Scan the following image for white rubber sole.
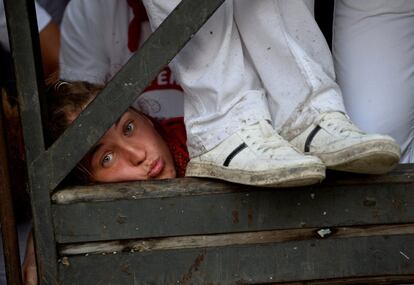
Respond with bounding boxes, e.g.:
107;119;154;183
185;161;326;188
312;139;400;174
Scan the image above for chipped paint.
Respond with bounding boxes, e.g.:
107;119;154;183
317;228;332;238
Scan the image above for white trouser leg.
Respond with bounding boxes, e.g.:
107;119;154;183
142;0;271;157
333;0;414;163
234;0;346;141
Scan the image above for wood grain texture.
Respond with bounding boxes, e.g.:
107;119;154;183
5;0;58;282
53;179;414;243
59;223;414;256
57;234;414;284
52;164;414;204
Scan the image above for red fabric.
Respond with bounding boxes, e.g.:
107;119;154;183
153;117;189;177
143;67;183;93
127;0;148;52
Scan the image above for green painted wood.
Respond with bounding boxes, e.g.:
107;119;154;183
4;0;45;164
52;165;414;204
4;0;57;283
57;234;414;284
57;223;414;256
52;174;414;243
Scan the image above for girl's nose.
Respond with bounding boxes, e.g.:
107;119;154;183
123;145;146;166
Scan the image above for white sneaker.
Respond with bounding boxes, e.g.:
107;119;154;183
289;112;401;174
186;120;325;187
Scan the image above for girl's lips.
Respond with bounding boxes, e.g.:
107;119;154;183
148;158;164;178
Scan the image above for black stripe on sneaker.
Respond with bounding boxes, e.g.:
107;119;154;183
304;125;321;152
223;143;248;167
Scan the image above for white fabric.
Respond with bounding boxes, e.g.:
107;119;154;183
0;1;51;52
142;0;346;156
60;0;184;119
333;0;414;163
34;2;52;31
37;0;70;25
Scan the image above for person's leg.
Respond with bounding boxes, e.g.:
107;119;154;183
235;0;400;174
142;0;325;186
235;0;345;139
333;0;414;163
143;0;270;156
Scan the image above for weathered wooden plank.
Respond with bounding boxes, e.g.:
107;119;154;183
59;223;414;256
4;0;59;283
52;179;414;243
57;234;414;284
4;0;45;164
52;164;414;204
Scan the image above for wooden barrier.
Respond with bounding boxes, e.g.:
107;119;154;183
52;165;414;284
3;0;414;283
4;0;224;283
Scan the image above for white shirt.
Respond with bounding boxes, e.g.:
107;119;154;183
60;0;184;118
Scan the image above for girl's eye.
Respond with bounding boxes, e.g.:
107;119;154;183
124;121;135;136
101;153;114;167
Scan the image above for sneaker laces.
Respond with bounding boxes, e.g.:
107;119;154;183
320;112;364;137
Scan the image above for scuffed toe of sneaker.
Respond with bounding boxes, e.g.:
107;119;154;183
186;153;325;187
324;135;400;174
289;112;401;174
186;120;325;187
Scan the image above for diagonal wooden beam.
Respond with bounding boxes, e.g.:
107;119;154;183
33;0;225;191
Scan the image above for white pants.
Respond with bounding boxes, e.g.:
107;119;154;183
143;0;346;157
333;0;414;163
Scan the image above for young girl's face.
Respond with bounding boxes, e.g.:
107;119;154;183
86;108;176;182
